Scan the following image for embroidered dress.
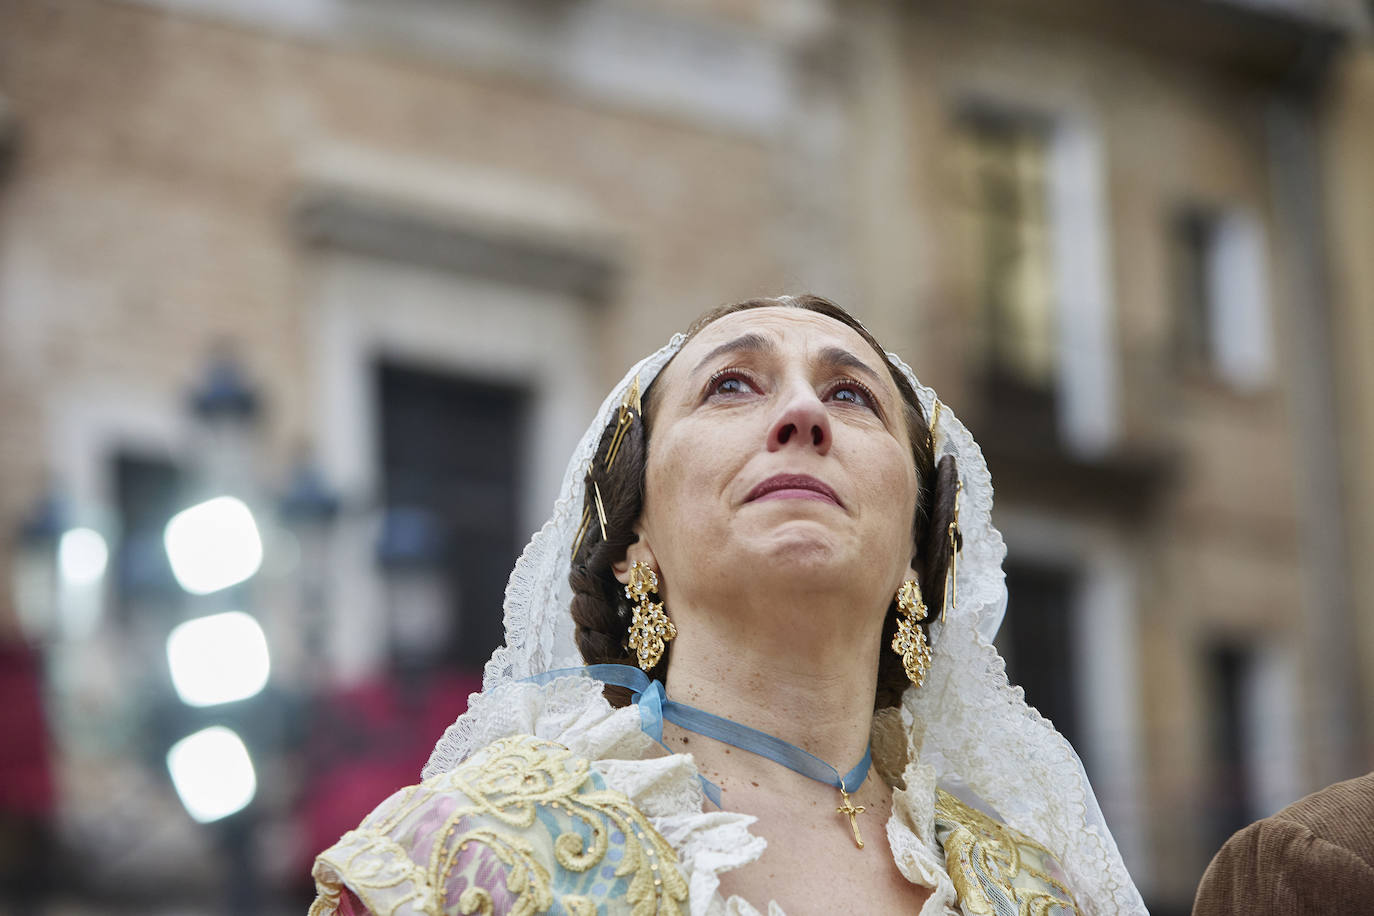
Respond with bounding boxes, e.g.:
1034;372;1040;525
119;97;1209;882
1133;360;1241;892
312;734;688;916
311;677;1080;916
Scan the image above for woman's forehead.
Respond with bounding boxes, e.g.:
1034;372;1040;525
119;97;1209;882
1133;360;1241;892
664;306;891;385
688;305;873;350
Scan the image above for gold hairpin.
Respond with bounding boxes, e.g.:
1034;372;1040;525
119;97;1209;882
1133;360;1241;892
928;398;943;454
604;375;641;470
577;376;641;558
593;481;608;541
943;479;962;623
571;503;593;559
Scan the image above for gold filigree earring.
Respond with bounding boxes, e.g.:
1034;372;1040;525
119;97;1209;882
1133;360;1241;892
626;561;676;671
892;578;931;687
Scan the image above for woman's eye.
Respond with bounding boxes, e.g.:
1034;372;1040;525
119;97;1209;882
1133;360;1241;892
828;381;874;409
708;372;756;397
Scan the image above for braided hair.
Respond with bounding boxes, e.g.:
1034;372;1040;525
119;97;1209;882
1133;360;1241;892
568;295;961;709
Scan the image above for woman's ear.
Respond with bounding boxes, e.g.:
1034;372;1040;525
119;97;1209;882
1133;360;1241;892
612;527;658;586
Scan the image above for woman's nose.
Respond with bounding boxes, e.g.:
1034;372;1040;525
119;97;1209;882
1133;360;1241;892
767;384;831;454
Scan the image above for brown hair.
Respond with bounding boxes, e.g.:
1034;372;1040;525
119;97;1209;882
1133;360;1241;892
568;295;961;709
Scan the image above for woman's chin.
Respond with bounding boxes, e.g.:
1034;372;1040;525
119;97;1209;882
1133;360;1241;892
742;525;856;576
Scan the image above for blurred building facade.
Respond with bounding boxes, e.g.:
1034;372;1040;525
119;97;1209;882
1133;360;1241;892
0;0;1371;913
1324;17;1374;800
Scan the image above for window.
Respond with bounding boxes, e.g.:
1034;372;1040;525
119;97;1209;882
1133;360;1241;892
1172;208;1218;370
997;559;1082;755
1169;205;1272;388
1201;641;1300;853
112;451;186;624
1203;644;1255;849
953;103;1117;455
958;111;1058;392
376;362;530;673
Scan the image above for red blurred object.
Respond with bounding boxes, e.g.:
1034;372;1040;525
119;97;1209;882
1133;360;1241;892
297;670;482;876
0;642;54;818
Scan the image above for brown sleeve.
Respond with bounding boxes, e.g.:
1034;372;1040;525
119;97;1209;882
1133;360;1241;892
1193;815;1374;916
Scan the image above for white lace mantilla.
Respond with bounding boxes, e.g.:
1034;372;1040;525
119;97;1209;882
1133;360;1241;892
421;674;960;916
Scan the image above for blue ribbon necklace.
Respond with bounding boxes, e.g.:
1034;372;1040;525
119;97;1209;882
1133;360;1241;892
526;664;874;848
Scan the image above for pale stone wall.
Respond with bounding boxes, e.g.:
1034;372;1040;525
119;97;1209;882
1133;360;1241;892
0;0;1369;911
1325;43;1374;764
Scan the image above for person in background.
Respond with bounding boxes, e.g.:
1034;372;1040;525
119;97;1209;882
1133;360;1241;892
1193;770;1374;915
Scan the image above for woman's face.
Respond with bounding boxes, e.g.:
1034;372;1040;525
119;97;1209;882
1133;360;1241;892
627;307;919;615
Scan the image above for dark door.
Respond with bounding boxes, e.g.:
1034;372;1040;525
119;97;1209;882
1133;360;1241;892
376;361;529;673
112;451;185;625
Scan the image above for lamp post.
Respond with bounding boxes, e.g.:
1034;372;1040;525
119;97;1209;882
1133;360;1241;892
375;506;450;683
11;492;64;644
188;345;261;502
11;491;109;644
166;349;270;916
279;454;340;688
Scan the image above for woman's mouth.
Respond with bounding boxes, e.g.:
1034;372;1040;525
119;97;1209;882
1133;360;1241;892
745;474;842;507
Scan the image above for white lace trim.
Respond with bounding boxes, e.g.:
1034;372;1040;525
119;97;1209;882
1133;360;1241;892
428;327;1146;916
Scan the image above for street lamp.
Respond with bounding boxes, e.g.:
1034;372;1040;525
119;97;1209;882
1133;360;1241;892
12;492;109;642
164;496;264;596
375;506;449;677
188;345;261;499
12;492;64;643
166;726;258;824
166;611;271;708
164;349;270;832
279;455;339;685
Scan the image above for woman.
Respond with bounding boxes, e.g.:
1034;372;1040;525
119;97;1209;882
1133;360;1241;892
310;296;1146;915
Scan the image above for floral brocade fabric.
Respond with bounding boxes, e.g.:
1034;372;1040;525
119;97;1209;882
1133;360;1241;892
934;790;1080;916
310;735;689;916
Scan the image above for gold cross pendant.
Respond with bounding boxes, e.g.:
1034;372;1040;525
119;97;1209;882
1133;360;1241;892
836;787;865;849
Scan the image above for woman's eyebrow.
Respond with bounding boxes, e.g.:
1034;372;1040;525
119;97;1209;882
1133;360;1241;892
816;345;888;391
690;332;774;378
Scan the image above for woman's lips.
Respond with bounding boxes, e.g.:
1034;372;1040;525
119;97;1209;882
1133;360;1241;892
745;474;842;506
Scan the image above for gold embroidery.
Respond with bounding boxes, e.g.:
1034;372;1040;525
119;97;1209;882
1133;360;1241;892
311;830;437;916
935;789;1080;916
311;734;688;916
447;827;552;915
563;896;598;916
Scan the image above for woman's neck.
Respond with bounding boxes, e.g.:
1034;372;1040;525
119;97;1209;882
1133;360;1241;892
659;607;880;775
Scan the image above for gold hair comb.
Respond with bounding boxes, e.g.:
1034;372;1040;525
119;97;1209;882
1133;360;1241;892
604;375;641;470
574;376;642;559
593;481;608;542
571;503;593;559
943;478;962;623
928;398;943;455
